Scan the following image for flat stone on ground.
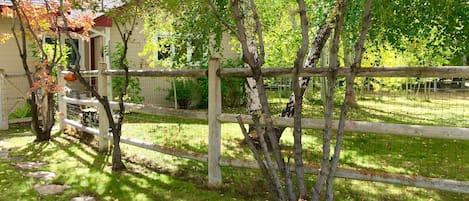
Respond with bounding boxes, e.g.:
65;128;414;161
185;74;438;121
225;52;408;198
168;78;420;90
3;155;24;162
70;196;97;201
15;161;47;169
27;171;56;180
33;184;70;196
0;150;8;159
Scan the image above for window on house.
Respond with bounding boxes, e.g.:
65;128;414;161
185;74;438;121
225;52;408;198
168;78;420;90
153;34;174;62
153;33;205;66
156;36;172;60
43;37;79;67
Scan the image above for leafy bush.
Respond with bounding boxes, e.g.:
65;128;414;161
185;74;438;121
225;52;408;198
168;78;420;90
194;59;245;109
166;78;197;109
111;43;144;103
8;103;31;119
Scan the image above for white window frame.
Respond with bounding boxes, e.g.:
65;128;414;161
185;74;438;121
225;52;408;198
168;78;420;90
152;32;203;66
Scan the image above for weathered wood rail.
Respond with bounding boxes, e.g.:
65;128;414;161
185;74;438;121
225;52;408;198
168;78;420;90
58;60;469;193
73;66;469;78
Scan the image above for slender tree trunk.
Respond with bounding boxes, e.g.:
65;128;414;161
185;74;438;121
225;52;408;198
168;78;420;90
111;129;126;170
10;0;54;142
324;1;372;200
57;1;137;171
236;115;278;199
28;97;47;141
275;23;333;139
312;1;349;200
227;0;296;199
242;1;266;147
291;0;309;198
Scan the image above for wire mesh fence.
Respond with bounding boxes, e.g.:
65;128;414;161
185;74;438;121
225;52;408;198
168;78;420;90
59;67;469;199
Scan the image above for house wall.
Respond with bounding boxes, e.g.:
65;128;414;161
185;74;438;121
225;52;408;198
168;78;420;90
103;21;239;108
0;17;36;116
0;12;241;119
104;22;173;107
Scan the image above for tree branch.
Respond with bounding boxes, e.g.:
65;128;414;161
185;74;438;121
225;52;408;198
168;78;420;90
231;0;256;68
325;1;373;200
291;0;309;198
207;0;240;40
312;0;350;200
236;115;279;199
248;0;265;65
10;0;33;86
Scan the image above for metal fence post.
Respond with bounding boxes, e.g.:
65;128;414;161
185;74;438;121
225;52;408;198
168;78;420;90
98;63;110;152
0;69;8;130
208;57;222;186
58;67;67;131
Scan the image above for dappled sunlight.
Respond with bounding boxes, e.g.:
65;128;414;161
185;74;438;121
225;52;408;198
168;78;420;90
335;179;445;201
0;133;239;200
2;89;468;200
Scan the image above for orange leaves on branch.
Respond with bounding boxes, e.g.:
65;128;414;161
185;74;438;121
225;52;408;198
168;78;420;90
30;66;57;94
1;0;95;42
0;5;14;18
0;33;13;43
1;0;96;95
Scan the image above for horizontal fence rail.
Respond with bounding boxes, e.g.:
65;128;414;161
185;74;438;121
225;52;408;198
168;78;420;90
103;69;208;78
218;114;469;140
221;66;469;78
86;66;469;78
62;97;469;140
63;111;469;194
220;158;469;194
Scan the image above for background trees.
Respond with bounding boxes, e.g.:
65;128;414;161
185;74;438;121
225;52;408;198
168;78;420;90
370;0;468;66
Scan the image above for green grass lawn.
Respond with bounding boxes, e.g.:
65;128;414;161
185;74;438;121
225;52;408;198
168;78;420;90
0;90;468;200
119;90;469;200
0;133;250;201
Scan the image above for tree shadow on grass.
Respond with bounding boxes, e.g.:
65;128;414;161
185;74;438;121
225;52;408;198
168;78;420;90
12;133;232;200
349;105;430;124
12;141;50;162
125;112;208;125
284;128;469;200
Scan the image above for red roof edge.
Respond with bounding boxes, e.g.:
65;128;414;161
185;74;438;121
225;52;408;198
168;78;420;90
94;15;112;27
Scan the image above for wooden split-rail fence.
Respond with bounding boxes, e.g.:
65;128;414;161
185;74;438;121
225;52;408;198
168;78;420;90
56;58;469;193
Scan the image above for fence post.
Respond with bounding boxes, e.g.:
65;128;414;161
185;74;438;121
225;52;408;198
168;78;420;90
0;69;8;130
208;57;222;186
98;63;109;152
58;67;67;131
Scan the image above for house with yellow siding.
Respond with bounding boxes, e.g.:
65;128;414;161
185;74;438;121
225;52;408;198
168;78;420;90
0;1;238;120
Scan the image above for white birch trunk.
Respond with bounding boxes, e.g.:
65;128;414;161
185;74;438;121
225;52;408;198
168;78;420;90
243;3;262;115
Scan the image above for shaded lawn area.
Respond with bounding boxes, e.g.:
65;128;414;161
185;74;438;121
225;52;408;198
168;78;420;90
2;131;468;201
0;132;246;201
1;124;468;201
